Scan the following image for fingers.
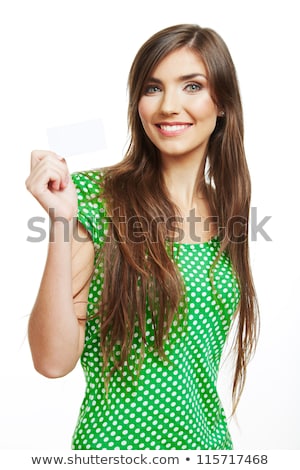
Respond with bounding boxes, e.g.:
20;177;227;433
26;150;70;197
30;149;64;169
26;150;78;220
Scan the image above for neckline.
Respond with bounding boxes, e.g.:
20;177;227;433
171;235;219;247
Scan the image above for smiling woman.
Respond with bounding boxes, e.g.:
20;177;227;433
26;24;259;450
138;49;220;161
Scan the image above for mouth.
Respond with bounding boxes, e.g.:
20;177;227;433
155;122;192;136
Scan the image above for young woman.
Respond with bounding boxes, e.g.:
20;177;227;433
26;24;259;450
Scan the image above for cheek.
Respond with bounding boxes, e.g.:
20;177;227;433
138;98;149;124
138;100;154;142
191;94;218;119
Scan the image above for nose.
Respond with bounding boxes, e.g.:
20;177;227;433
159;89;181;115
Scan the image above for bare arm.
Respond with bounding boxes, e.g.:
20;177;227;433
26;150;94;377
28;221;94;377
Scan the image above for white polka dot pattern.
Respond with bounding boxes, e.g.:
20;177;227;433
71;171;240;450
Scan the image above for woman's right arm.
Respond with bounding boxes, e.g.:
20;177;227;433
26;150;94;378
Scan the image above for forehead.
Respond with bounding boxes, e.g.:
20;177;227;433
150;46;207;79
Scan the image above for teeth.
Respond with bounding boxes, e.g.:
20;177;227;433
160;124;189;131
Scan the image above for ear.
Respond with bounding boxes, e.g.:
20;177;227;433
218;110;225;117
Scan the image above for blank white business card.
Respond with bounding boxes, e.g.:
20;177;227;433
47;118;106;157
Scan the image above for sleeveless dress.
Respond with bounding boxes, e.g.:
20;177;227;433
71;170;240;450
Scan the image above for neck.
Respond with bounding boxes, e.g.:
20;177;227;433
161;153;207;210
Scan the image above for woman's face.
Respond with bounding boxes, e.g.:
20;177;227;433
138;46;220;163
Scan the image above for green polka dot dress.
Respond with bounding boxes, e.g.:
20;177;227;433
71;170;240;450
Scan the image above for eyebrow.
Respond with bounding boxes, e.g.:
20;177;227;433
147;73;208;83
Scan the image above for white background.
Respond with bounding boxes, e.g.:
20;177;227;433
0;0;299;453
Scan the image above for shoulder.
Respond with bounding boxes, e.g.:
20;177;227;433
71;168;106;196
71;169;108;248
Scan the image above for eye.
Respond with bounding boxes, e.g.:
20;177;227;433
144;84;162;95
184;82;203;93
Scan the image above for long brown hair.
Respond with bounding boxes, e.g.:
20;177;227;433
97;24;259;413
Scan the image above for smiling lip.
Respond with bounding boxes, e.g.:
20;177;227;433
155;122;192;136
